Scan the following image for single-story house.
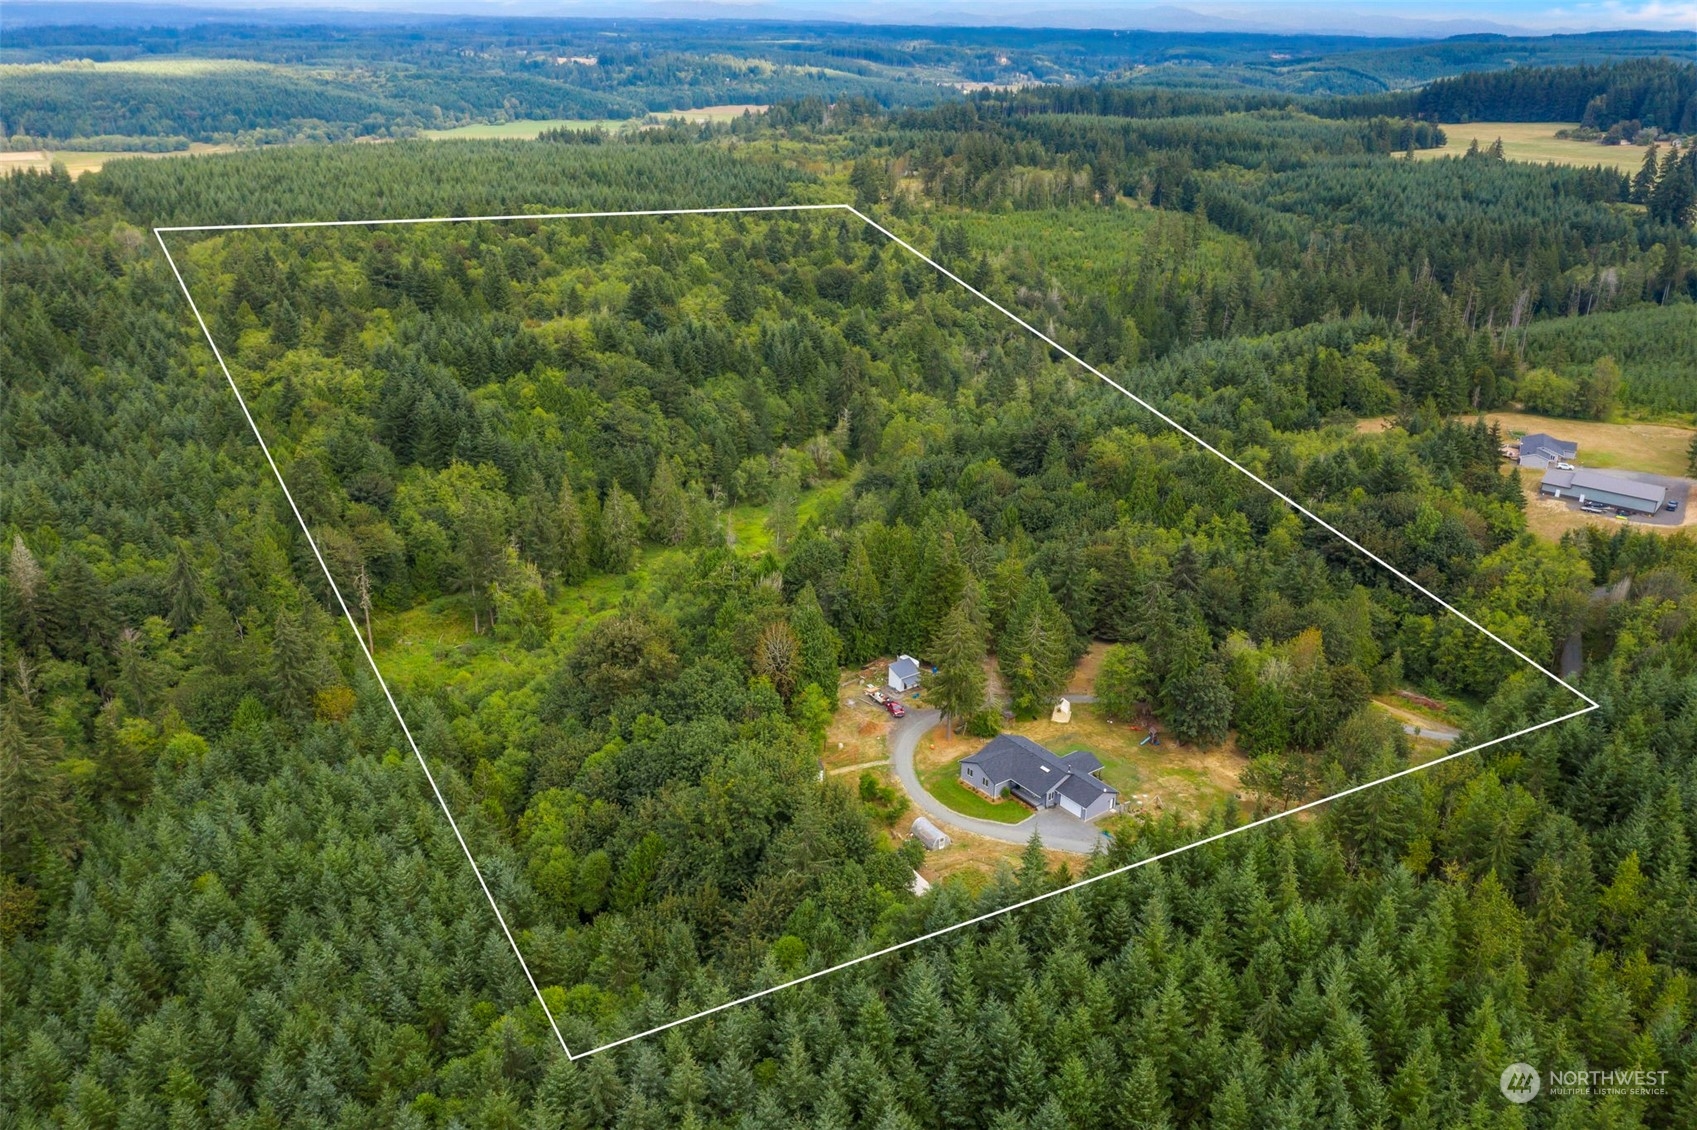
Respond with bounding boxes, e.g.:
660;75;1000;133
888;654;921;693
911;816;950;850
1517;433;1579;470
1540;467;1667;515
959;734;1118;820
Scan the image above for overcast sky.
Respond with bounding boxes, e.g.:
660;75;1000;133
35;0;1697;32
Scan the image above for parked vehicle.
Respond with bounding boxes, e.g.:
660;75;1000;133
1581;503;1607;514
884;699;906;718
1556;461;1575;470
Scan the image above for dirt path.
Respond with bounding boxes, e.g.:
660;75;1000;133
827;759;890;776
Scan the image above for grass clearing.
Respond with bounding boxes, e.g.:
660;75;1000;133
915;701;1243;824
370;481;841;694
1408;122;1654;172
421;104;767;140
1487;411;1695;477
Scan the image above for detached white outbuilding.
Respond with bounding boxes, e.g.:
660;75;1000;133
888;654;921;693
911;816;951;850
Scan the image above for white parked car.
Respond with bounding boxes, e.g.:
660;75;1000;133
1555;461;1575;470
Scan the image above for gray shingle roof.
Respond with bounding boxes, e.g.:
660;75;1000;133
962;735;1114;807
890;656;921;679
1057;772;1115;808
1060;750;1104;776
1520;433;1578;460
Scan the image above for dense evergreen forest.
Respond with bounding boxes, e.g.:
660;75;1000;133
5;32;1697;1128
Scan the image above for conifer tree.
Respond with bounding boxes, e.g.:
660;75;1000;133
556;476;590;584
646;456;689;546
837;538;886;664
598;484;644;573
790;584;842;703
1001;574;1073;720
165;541;205;635
929;590;987;737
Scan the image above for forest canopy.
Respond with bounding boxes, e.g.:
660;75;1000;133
4;27;1697;1127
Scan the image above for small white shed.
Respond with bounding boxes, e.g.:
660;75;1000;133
1050;698;1072;724
888;654;921;693
911;816;950;850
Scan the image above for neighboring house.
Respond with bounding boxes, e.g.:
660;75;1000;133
959;734;1118;820
1541;468;1667;514
888;654;921;693
911;816;950;850
1517;433;1579;470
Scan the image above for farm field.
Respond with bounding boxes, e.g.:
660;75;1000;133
1407;120;1656;171
420;104;767;140
0;143;234;178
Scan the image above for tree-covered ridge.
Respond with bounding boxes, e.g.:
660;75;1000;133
1405;59;1697;133
1;17;1690;147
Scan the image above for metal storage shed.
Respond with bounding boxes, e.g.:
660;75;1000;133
1540;468;1666;515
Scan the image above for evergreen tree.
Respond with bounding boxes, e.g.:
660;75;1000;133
1000;574;1073;720
598;484;644;574
929;590;988;737
0;697;73;869
790;584;842;703
1649;145;1697;225
837;538;886;664
165;541;205;634
1633;143;1661;203
269;606;328;724
556;476;590;584
646;456;689;546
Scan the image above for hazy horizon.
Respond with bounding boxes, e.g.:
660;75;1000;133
12;0;1697;34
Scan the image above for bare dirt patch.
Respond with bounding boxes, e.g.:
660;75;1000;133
825;680;891;773
1065;640;1111;695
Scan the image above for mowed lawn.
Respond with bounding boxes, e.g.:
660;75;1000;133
1488;411;1696;478
1409;122;1654;172
920;762;1033;823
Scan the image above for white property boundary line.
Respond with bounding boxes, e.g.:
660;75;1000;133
156;201;1598;1061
